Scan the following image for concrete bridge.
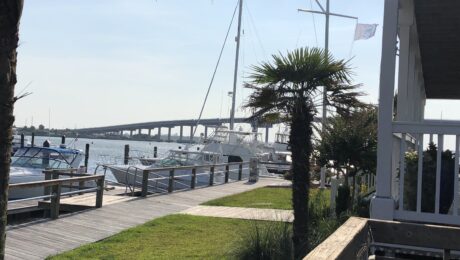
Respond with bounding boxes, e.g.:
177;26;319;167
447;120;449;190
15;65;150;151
75;117;274;143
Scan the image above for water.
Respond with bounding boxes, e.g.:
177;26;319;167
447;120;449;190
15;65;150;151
29;136;185;173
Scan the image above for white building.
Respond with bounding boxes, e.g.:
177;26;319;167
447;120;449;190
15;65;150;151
371;0;460;226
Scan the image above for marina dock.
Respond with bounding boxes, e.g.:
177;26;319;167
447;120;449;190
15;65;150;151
5;177;284;259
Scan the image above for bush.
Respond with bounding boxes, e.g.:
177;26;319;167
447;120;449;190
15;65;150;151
404;143;454;213
335;185;350;217
230;220;293;260
283;171;292;181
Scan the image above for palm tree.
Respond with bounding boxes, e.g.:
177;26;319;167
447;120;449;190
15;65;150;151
245;47;363;258
0;1;24;258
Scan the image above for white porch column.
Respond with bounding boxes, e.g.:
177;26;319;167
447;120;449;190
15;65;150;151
371;0;399;221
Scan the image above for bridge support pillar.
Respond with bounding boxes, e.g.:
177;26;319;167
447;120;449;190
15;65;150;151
130;130;133;137
265;127;269;143
190;126;194;141
168;127;172;142
157;127;162;141
204;126;208;139
120;131;123;136
179;126;183;141
148;129;152;136
138;129;142;135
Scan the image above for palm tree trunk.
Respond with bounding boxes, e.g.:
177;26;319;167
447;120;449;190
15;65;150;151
0;1;23;258
289;101;313;259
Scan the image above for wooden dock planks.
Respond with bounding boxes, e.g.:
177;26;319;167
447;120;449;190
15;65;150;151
5;178;284;259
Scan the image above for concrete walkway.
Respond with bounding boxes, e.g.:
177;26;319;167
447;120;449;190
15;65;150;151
6;178;284;260
182;205;293;222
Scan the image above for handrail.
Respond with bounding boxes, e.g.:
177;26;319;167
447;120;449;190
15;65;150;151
393;120;460;134
9;175;104;189
144;161;249;172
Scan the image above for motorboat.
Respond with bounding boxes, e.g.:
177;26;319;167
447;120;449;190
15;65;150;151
9;145;84;199
104;127;270;192
258;132;292;174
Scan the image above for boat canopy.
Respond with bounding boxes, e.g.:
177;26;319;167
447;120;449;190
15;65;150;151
11;147;83;169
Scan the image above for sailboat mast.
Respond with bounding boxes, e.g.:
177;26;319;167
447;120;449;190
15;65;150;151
230;0;243;130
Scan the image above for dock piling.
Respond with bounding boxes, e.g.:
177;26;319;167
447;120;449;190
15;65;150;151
50;184;62;219
84;144;90;169
31;132;35;147
168;170;175;193
124;144;130;165
154;146;158;158
238;164;243;180
20;133;24;148
141;170;149;197
95;176;105;208
191;168;196;189
209;166;215;186
225;165;229;183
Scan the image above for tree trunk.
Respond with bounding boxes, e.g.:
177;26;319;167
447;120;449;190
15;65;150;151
289;101;314;259
0;1;23;258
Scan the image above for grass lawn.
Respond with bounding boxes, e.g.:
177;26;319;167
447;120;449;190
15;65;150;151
202;187;330;210
48;214;258;260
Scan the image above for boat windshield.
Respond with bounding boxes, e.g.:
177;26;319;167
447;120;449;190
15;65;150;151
11;147;80;169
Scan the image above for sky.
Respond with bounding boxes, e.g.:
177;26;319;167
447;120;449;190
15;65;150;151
14;0;389;130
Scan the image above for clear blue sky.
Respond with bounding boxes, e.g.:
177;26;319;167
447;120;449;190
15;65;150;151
15;0;390;129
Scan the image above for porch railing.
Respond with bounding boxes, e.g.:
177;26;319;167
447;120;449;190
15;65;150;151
392;119;460;225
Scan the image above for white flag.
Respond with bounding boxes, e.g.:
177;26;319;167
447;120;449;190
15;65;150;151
354;24;378;41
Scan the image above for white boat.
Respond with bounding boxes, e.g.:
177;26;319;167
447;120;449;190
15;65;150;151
258;132;292;174
9;145;84;199
105;127;269;191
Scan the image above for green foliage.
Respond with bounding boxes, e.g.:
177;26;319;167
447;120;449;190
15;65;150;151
230;221;293;260
403;143;455;213
245;47;364;258
335;185;351;217
317;107;377;179
229;189;340;259
353;195;371;218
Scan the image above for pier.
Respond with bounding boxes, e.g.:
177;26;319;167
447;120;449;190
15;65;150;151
5;177;284;259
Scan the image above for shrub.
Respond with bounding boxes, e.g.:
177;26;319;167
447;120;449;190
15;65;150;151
230;220;293;260
335;184;350;217
404;143;454;213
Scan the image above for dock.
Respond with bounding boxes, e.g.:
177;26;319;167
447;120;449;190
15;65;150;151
5;177;284;259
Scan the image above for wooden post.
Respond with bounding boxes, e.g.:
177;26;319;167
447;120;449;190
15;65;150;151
84;143;90;168
31;132;35;147
191;168;196;189
154;146;158;158
20;133;24;148
444;249;451;260
249;157;259;183
209;166;215;186
50;184;62;219
61;135;66;145
95;176;105;208
141;170;149;197
44;171;51;201
225;165;229;183
238;163;243;180
168;169;174;193
124;144;130;165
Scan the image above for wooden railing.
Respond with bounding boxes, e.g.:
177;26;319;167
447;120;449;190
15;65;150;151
392;120;460;226
9;174;105;219
105;160;258;197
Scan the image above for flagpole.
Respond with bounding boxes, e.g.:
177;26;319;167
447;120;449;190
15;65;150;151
299;1;357;189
